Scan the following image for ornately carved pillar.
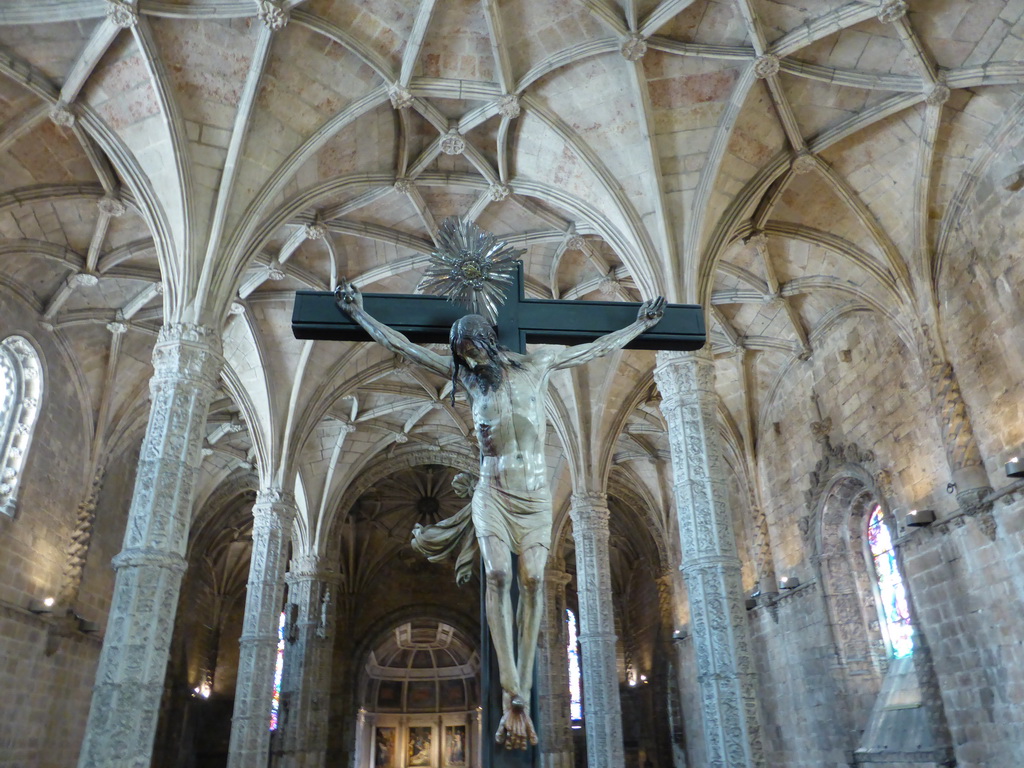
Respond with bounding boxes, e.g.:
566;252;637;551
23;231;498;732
78;323;222;768
921;327;991;509
537;564;574;768
654;349;765;768
569;492;625;768
227;489;298;768
277;552;338;768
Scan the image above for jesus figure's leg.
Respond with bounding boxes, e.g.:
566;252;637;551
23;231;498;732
478;536;521;733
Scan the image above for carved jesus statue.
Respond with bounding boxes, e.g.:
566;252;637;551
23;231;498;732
336;280;664;749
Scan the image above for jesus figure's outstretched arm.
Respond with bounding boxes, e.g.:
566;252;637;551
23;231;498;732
546;296;666;370
335;279;451;378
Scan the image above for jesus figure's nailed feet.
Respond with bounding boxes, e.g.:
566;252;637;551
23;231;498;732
495;693;538;750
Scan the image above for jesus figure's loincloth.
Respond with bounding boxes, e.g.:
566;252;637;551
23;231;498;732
471;481;552;554
411;479;552;584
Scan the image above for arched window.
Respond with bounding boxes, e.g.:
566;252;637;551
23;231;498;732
866;505;914;658
0;336;43;517
566;608;582;725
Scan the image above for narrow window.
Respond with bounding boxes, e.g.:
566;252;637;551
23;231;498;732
0;336;43;517
566;608;582;725
867;505;913;658
270;610;286;730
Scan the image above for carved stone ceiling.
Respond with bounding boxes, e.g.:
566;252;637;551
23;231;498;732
0;0;1021;531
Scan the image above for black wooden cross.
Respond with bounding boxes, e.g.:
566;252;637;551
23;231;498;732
291;263;705;355
291;264;704;767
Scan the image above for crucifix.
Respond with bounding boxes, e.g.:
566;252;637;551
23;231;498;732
291;219;704;764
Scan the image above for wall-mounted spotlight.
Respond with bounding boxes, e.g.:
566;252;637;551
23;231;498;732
1006;457;1024;479
28;596;55;614
78;618;100;633
779;576;800;590
906;508;936;527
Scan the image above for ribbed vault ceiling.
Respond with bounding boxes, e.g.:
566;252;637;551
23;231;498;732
1;0;1021;548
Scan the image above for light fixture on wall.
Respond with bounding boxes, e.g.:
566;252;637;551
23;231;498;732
77;618;100;633
779;576;800;590
28;596;55;614
906;508;936;527
1006;457;1024;478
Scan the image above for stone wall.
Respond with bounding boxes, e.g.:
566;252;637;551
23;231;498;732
671;301;1024;767
0;289;132;768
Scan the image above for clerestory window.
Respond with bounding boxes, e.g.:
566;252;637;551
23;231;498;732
0;336;43;517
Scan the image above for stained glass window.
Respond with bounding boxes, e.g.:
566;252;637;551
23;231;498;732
270;610;286;730
566;608;582;723
867;505;914;658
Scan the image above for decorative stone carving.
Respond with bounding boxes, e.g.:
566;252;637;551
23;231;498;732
256;0;289;30
488;183;511;202
753;54;780;79
791;152;817;175
876;0;908;24
566;235;586;252
598;270;620;297
803;415;877;522
925;83;951;107
106;321;128;335
105;0;138;28
227;490;298;768
497;93;521;119
78;323;222;768
98;195;127;217
267;264;286;281
49;102;75;128
439;131;465;156
73;272;99;287
58;469;104;606
388;84;414;109
303;221;327;240
654;348;766;768
621;33;648;62
393;177;413;194
569;493;625;768
229;302;246;316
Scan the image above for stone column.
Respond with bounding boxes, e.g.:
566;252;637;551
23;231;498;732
227;489;298;768
569;492;624;768
654;349;765;768
277;553;338;768
537;565;574;768
77;323;222;768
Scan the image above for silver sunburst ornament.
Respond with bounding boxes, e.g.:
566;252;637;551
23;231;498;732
420;217;524;324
